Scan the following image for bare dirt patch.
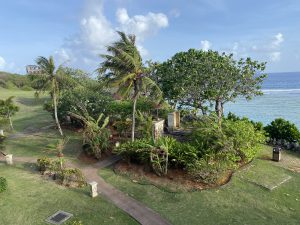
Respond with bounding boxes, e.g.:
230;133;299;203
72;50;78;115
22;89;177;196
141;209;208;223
113;161;233;192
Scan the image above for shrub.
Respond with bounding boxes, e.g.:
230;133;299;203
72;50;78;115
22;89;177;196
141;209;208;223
112;119;132;137
191;115;266;163
59;168;86;187
222;119;266;162
265;118;300;142
114;138;152;163
0;177;7;193
169;142;198;168
37;157;52;173
49;158;66;175
115;136;185;176
187;153;234;184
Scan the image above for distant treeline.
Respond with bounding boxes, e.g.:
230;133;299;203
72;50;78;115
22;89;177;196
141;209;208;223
0;71;33;90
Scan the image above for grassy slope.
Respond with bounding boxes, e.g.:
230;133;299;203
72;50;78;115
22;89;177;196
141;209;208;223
0;164;138;225
0;89;138;225
100;147;300;225
0;89;82;159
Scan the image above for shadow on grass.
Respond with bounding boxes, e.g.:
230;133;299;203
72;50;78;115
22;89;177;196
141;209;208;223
16;96;48;107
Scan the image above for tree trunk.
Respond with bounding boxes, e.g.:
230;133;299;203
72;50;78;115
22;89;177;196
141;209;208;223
8;112;13;130
131;95;137;142
53;80;63;136
215;99;224;126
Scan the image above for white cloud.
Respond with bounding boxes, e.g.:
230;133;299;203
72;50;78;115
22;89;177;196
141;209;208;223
54;48;72;64
269;33;284;62
200;40;212;51
271;33;284;48
270;51;281;62
0;56;6;69
58;0;168;71
116;8;168;41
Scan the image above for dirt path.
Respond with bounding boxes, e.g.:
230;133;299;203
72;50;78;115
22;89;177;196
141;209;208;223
8;156;172;225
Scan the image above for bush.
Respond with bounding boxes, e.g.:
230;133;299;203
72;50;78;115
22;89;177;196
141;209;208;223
0;177;7;193
169;142;198;168
115;136;195;176
187;153;234;184
37;157;52;173
191;115;266;163
264;118;300;142
59;168;86;187
114;138;152;164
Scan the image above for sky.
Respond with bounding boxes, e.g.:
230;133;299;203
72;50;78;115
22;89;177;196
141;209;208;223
0;0;300;75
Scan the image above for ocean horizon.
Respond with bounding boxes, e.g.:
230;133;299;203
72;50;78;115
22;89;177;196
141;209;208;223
225;72;300;128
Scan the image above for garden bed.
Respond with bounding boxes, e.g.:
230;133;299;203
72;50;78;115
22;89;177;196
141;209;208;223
113;161;234;192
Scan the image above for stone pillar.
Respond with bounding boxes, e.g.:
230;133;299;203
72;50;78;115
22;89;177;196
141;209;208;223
168;112;180;131
65;116;71;123
0;130;4;136
5;154;13;165
152;119;165;141
88;181;98;198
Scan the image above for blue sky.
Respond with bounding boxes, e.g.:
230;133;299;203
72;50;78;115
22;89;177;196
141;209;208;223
0;0;300;74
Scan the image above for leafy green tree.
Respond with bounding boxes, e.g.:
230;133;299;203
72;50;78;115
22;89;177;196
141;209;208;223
156;49;209;113
265;118;300;142
30;56;65;136
0;96;19;130
98;31;161;141
156;49;267;123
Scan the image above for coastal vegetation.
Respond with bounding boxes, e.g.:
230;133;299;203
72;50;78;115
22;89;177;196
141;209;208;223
0;31;300;225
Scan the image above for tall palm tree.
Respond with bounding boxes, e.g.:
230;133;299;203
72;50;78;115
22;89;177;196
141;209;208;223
31;56;64;136
98;31;162;141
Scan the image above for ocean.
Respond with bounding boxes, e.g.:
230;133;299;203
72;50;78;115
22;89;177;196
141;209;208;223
225;72;300;128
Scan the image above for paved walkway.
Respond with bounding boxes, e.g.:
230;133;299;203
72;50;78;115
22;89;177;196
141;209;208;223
7;155;172;225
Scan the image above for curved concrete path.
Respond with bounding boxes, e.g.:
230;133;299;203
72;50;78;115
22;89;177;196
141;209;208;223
8;156;172;225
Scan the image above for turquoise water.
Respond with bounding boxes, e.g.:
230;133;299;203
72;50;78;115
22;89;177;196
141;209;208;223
225;72;300;128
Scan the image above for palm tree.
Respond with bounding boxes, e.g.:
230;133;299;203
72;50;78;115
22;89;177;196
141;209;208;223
98;31;162;141
31;56;64;136
0;96;19;130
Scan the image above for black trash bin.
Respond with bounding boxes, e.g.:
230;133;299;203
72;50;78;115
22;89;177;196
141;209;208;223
273;147;281;162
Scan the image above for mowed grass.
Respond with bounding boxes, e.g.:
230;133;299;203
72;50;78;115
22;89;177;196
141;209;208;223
0;88;51;132
99;149;300;225
0;89;82;160
0;163;138;225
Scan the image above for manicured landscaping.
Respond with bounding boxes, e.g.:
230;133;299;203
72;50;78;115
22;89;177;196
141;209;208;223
1;29;300;225
99;147;300;225
0;163;138;225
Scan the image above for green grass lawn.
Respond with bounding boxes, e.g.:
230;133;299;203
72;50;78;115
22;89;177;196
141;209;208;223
0;88;51;132
2;89;300;225
99;148;300;225
0;163;138;225
0;89;82;160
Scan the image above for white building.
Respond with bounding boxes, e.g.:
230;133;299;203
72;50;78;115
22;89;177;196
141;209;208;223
26;65;41;74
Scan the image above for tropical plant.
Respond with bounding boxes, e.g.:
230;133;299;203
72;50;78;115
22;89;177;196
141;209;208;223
136;110;153;139
69;106;110;159
98;31;162;141
37;157;52;174
0;96;19;130
191;115;266;162
29;56;66;136
114;136;178;176
264;118;300;142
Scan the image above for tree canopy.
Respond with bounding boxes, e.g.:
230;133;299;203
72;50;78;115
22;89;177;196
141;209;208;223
156;49;267;122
